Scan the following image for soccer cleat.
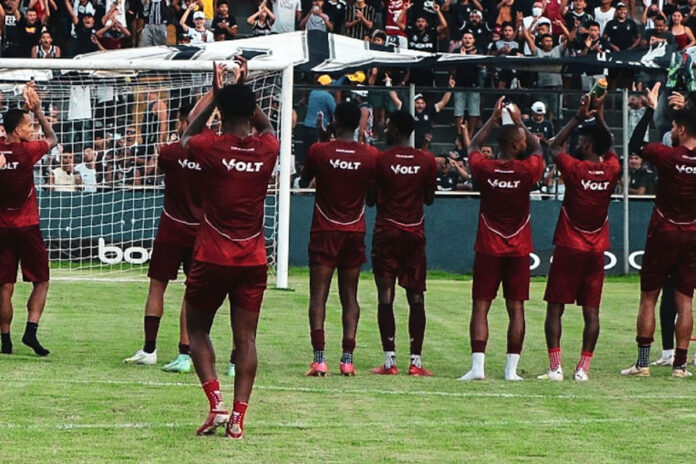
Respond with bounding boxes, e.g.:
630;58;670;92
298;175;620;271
123;349;157;365
196;410;229;435
672;367;693;378
226;412;245;440
227;363;236;377
371;364;398;375
537;367;564;381
457;369;485;381
620;364;650;377
305;361;328;377
651;355;675;366
162;354;193;373
408;364;433;376
339;362;356;376
574;368;589;382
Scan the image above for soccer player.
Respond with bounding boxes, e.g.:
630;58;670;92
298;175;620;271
124;103;203;373
299;101;378;377
621;82;696;378
458;97;545;381
537;94;620;382
367;110;437;376
181;62;279;439
0;83;58;356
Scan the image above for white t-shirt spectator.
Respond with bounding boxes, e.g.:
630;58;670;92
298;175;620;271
594;6;615;34
75;163;98;192
104;0;127;26
272;0;301;33
186;28;214;43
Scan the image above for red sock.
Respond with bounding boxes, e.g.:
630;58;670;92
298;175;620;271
576;351;593;372
310;329;325;351
229;400;249;437
202;379;225;412
548;347;561;370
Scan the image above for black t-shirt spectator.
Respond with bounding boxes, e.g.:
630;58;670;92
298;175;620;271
406;24;438;52
410;0;443;27
74;24;100;55
450;2;476;29
458;20;491;44
414;105;435;149
630;167;655;194
17;17;41;57
573;35;611;74
452;46;482;87
524;119;554;140
604;18;638;50
642;28;675;46
437;168;461;191
212;15;237;40
2;13;21;56
323;0;346;35
564;11;593;31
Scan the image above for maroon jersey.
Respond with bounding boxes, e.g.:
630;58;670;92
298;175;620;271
185;131;279;266
469;151;545;256
553;152;621;252
385;0;408;37
304;140;378;233
157;141;204;246
375;146;437;236
642;143;696;232
0;138;49;229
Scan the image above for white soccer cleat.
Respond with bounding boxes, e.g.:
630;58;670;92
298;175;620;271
537;367;564;381
652;355;674;366
574;368;589;382
673;367;693;378
457;369;485;381
124;349;157;365
504;371;524;381
620;364;650;376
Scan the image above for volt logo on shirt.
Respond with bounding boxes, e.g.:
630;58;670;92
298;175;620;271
178;159;202;170
0;161;19;170
391;164;421;175
676;164;696;174
581;179;610;190
222;159;263;172
487;178;520;189
329;159;361;170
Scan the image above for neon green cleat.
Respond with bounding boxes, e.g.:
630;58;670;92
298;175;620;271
162;354;193;373
227;363;236;377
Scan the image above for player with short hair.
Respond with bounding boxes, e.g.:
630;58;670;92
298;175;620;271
537;94;620;382
124;102;203;373
181;61;279;439
458;97;545;381
0;83;58;356
622;82;696;378
299;101;378;377
367;110;437;376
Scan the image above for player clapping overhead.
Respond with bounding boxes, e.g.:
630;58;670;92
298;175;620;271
299;102;378;377
181;61;279;439
0;82;58;356
367;110;438;376
538;94;619;382
458;98;545;381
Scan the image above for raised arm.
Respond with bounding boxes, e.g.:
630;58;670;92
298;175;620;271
25;84;57;149
434;76;456;112
629;83;659;158
469;95;504;154
179;4;194;31
434;3;447;33
548;93;595;158
510;106;542;156
181;62;225;148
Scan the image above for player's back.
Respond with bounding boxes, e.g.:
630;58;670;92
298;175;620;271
375;145;437;233
469;151;545;231
306;139;377;232
159;141;204;224
643;143;696;226
0;138;48;228
558;152;620;231
186;131;279;238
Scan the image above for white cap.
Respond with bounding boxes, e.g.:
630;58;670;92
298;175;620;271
193;11;205;19
531;101;546;114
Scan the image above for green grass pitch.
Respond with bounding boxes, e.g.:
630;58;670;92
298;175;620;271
2;271;696;463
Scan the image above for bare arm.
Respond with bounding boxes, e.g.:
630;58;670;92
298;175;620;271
181;63;224;148
469;96;504;154
179;5;193;31
434;76;455;112
548;94;594;158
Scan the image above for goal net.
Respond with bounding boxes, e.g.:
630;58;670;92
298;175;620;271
0;60;291;283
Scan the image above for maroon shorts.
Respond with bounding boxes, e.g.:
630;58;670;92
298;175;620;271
641;230;696;297
185;261;268;314
372;228;426;292
147;240;193;282
472;252;529;301
0;225;49;284
544;246;605;307
308;230;366;269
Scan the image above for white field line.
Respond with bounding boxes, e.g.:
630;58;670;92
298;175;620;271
2;415;696;432
3;377;696;401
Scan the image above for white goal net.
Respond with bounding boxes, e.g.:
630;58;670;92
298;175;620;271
0;60;291;283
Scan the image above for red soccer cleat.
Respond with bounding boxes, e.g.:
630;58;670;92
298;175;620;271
408;364;433;376
196;410;229;435
370;364;398;375
226;412;245;440
305;361;328;376
339;362;356;376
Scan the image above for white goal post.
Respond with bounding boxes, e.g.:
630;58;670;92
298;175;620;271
0;58;293;289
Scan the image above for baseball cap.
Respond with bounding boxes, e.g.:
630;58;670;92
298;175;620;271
346;71;366;83
193;11;205;19
316;74;332;86
470;10;483;18
531;101;546;114
616;2;627;7
537;17;551;26
414;93;425;102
